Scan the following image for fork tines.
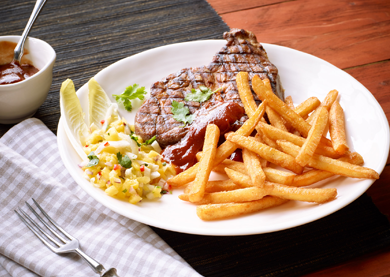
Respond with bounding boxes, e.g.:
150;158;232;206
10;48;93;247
15;199;74;252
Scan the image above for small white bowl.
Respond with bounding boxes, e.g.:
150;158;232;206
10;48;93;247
0;36;56;124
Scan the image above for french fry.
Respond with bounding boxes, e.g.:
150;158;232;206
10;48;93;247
294;97;321;119
267;182;337;203
252;75;311;137
197;151;266;170
167;101;266;187
210;158;294;185
188;124;220;202
225;168;337;203
307;89;338;124
180;186;270;204
283;95;298;132
242;148;266;188
295;107;329;166
253;133;271;166
212;163;243;175
236;72;258;115
184;179;242;194
259;122;341;159
266;106;288;131
255;129;279;149
276;140;379;179
285;95;294;109
329;100;349;155
196;196;288;221
227;133;303;174
263;167;295;185
236;71;275;137
291;152;364;187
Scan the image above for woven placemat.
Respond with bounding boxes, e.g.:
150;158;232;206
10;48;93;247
1;1;390;276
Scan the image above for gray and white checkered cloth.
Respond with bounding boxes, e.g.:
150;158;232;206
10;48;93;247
0;118;201;277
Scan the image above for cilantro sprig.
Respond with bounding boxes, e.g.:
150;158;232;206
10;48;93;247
143;135;156;145
113;84;147;112
130;134;142;147
171;101;194;126
86;152;99;167
116;152;132;168
130;134;156;147
185;86;220;103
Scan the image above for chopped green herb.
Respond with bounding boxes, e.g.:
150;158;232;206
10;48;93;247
171;100;194;125
145;163;148;167
116;152;132;168
130;134;142;147
122;189;128;193
107;133;110;136
86;151;99;167
161;190;168;195
185;86;221;103
143;135;156;145
162;162;167;166
112;84;147;112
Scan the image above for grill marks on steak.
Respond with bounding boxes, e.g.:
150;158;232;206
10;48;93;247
135;29;284;148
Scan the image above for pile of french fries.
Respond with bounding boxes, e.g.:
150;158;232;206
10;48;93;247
167;72;379;221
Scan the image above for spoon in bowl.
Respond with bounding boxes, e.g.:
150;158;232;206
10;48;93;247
13;0;47;65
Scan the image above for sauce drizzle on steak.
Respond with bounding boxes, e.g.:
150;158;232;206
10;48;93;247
161;102;245;171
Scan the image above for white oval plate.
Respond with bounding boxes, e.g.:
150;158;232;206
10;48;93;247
57;40;389;236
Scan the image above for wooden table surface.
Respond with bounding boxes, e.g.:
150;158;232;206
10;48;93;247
206;0;390;276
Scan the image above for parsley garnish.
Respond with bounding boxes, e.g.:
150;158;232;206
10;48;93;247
86;151;99;167
116;152;132;168
171;100;194;125
112;84;147;112
185;86;220;103
122;189;128;193
161;190;168;195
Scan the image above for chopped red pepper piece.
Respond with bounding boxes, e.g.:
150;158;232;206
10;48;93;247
100;119;105;125
114;164;121;171
98;171;102;176
85;145;89;147
140;165;145;172
104;142;110;147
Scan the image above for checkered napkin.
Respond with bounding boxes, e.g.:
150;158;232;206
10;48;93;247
0;118;201;277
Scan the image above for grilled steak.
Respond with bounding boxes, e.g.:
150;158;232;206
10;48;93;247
135;29;284;148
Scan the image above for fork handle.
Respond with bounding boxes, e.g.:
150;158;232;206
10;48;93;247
75;248;112;276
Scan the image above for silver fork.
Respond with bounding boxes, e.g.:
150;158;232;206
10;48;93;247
15;199;119;277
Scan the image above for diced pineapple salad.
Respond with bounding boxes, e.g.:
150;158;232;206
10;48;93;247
81;119;176;204
60;78;176;205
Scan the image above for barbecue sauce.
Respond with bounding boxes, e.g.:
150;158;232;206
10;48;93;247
0;41;39;85
0;61;39;85
162;102;245;171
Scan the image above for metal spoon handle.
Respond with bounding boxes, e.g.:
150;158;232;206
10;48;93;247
13;0;47;63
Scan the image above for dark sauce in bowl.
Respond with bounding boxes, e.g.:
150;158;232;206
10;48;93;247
0;61;39;85
0;41;39;85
